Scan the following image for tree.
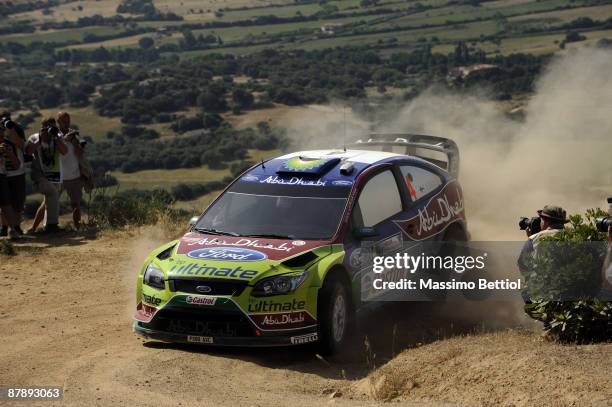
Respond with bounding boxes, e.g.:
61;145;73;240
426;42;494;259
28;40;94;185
232;88;254;109
197;91;228;112
203;113;223;129
180;30;197;50
138;36;154;49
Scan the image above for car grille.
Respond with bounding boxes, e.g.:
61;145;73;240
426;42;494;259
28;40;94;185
144;308;254;337
169;278;248;296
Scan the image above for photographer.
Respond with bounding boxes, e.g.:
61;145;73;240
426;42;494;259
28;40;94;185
517;205;569;303
0;112;26;236
25;118;67;234
0;126;21;239
600;223;612;300
57;112;85;230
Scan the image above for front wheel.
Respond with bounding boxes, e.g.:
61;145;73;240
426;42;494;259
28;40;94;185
317;274;351;355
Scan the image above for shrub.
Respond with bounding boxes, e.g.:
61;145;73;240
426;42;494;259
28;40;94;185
86;188;174;229
524;209;611;343
0;240;16;256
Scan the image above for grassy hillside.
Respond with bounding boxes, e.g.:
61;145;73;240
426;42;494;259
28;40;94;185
3;0;611;56
2;0;611;201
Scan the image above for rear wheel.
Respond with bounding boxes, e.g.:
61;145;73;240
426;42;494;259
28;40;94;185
317;273;351;355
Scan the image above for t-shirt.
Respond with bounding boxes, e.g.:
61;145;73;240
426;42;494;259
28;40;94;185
26;133;62;184
4;140;25;177
59;128;81;181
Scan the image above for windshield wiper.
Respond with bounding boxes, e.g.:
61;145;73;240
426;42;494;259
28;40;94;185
193;227;240;237
242;233;296;240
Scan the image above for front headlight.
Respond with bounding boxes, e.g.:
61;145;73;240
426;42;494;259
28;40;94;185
143;263;165;290
251;272;308;297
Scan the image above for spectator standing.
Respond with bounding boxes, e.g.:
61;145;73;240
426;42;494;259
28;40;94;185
0;112;26;236
57;112;85;230
0;126;21;239
25;118;67;233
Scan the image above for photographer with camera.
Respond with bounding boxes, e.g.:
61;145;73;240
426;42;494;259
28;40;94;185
0;124;22;239
0;112;26;237
57;112;86;230
598;198;612;300
517;205;569;303
25;118;67;234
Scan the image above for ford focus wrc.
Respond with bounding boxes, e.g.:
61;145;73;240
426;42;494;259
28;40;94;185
133;134;468;354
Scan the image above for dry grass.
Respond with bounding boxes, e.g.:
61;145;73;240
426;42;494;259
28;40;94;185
35;106;123;141
352;329;612;406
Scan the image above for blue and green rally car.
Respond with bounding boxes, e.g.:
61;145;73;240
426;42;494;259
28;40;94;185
133;134;468;354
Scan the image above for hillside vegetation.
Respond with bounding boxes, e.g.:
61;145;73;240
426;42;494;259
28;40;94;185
1;0;611;218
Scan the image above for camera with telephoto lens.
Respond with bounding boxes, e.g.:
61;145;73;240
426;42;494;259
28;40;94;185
519;216;541;234
2;119;15;130
46;126;59;138
597;217;612;232
595;197;612;232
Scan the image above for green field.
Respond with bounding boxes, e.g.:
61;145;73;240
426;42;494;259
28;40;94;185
109;149;281;191
4;0;611;57
1;26;129;45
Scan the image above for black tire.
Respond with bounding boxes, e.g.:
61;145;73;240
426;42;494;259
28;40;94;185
317;273;351;356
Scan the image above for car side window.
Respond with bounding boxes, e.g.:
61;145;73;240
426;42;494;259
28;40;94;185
357;170;402;227
399;165;443;201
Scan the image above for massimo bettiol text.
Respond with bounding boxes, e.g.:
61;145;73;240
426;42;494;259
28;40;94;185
369;252;521;292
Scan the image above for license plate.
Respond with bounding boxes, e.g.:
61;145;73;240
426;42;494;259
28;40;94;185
187;335;213;344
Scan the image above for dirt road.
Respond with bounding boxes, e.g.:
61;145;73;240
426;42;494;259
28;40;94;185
1;228;610;407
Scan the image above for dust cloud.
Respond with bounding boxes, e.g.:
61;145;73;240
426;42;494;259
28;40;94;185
286;47;612;240
121;225;184;319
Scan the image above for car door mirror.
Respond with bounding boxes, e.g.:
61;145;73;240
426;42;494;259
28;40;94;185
353;226;379;239
189;216;199;226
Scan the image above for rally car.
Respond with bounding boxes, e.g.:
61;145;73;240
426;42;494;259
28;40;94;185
133;134;468;354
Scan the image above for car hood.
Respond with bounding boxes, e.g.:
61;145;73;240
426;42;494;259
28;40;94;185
164;232;331;281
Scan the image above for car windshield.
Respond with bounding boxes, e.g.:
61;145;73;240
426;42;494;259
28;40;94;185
195;181;350;240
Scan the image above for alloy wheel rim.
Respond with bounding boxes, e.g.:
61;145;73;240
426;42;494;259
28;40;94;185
331;293;346;343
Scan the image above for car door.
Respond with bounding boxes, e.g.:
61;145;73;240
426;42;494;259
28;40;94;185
346;167;412;302
395;163;447;242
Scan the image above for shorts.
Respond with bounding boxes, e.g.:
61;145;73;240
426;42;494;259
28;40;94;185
62;178;83;207
0;175;9;207
7;173;26;213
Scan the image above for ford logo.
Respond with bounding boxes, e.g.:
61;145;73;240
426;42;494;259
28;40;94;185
196;285;212;293
187;247;267;262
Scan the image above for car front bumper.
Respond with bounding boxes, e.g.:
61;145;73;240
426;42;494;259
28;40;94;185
133;321;318;347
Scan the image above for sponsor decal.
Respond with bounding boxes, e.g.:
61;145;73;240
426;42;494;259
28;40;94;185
185;237;296;253
292;240;306;246
251;311;315;330
395;182;465;240
169;262;258;279
260;176;326;187
349;248;364;268
187;335;214;344
331;180;353;187
187;247;267;262
142;304;156;318
186;295;217;306
241;175;259;182
290;333;318;344
248;299;306;313
142;293;162;306
283;156;327;171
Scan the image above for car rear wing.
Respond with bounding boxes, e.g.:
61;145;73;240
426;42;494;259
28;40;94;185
350;133;460;178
